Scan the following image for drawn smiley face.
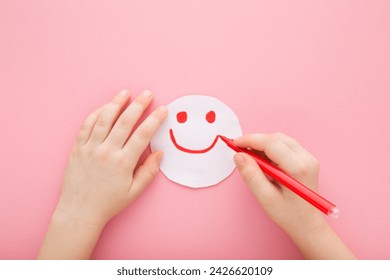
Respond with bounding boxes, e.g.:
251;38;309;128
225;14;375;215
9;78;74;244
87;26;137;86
151;95;242;188
169;110;219;154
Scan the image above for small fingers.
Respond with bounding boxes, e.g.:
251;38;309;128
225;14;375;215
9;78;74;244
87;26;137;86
76;107;103;146
235;133;318;181
105;90;154;148
234;134;297;172
128;151;163;202
123;106;168;168
235;133;296;151
234;153;283;208
88;89;130;145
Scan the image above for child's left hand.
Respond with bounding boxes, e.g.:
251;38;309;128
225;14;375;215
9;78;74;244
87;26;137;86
57;89;167;227
38;89;167;259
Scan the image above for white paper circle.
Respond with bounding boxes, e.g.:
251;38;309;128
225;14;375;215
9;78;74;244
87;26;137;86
151;95;242;188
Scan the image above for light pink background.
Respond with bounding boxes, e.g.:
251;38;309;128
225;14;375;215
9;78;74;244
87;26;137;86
1;1;390;259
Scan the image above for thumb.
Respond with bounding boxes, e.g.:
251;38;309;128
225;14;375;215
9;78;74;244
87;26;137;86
233;153;283;208
129;151;163;202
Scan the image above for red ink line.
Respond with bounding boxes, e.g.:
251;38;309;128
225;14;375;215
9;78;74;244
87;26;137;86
169;129;219;154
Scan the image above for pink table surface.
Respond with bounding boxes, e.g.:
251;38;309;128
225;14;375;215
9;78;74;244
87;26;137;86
1;1;390;259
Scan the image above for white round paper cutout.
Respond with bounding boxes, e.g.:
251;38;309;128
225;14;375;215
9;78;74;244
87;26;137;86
150;95;242;188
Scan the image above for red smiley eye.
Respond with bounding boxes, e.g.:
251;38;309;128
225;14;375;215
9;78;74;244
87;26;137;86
176;111;187;123
206;111;216;123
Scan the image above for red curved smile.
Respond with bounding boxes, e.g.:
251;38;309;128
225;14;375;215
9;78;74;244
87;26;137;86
169;129;219;154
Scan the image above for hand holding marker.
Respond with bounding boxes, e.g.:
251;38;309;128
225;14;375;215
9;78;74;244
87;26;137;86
219;135;339;218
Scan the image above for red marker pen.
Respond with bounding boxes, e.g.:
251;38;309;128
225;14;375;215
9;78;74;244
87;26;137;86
219;135;339;218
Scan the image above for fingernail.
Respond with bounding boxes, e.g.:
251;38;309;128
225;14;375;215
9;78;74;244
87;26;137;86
156;151;164;161
157;105;168;114
119;89;129;97
94;107;103;114
142;90;153;98
233;154;246;165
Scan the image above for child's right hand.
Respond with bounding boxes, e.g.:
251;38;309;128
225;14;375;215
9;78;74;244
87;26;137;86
233;133;357;259
233;133;325;237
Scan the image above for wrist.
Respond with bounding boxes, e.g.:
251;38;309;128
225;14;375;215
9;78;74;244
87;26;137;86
38;206;106;259
284;218;357;259
53;203;107;232
282;214;332;256
55;198;110;228
280;211;328;240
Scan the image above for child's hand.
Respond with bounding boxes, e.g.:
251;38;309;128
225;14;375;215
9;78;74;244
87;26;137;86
38;89;168;259
233;133;356;259
57;89;167;227
233;133;325;236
